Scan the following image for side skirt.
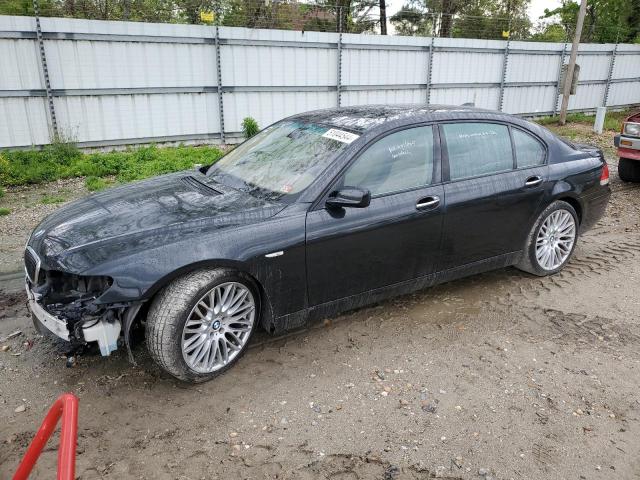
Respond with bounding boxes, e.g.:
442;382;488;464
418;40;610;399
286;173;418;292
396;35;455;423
270;251;521;334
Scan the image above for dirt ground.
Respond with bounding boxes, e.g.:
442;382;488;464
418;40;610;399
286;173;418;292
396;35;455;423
1;126;640;479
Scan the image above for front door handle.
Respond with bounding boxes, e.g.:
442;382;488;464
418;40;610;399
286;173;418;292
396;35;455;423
525;175;543;187
416;196;440;210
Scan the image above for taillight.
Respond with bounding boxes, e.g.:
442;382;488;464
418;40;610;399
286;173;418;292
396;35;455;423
600;163;610;185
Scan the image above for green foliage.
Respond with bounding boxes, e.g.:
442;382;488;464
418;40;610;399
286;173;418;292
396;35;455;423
40;194;66;205
0;186;4;198
541;0;639;43
536;110;628;131
85;176;111;192
0;208;10;216
531;23;568;42
241;117;260;139
0;144;224;188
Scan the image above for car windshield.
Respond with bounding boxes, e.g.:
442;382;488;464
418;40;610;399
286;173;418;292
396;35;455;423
206;120;354;201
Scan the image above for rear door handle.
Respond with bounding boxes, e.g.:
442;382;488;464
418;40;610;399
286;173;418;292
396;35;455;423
525;175;543;187
416;196;440;210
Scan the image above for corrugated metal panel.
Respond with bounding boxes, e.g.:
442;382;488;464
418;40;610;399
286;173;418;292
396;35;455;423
431;50;503;84
1;16;639;149
221;45;336;87
0;39;43;90
568;83;606;110
576;53;611;81
342;49;427;86
45;41;217;89
223;91;334;133
429;87;499;110
502;85;558;114
342;88;425;106
506;53;560;83
0;98;51;147
608;81;640;106
54;93;220;143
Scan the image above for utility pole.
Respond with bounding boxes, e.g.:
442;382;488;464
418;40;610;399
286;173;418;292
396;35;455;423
559;0;588;125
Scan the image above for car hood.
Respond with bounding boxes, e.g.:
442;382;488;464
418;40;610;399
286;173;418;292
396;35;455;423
29;172;285;268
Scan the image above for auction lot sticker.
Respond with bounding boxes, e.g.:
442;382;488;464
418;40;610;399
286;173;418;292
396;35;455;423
322;128;359;144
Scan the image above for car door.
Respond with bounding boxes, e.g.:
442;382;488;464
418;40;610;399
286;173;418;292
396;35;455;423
305;125;445;307
438;122;548;270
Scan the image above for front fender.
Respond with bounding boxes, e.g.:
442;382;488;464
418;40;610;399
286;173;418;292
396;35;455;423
80;207;308;320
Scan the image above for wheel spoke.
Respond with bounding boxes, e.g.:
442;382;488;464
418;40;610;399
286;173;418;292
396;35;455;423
219;338;229;363
183;333;205;351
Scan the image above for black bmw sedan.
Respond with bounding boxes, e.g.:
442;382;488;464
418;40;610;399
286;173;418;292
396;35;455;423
25;105;611;382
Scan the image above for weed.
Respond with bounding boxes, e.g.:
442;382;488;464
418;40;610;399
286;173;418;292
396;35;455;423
40;195;66;205
85;176;111;192
0;208;10;216
535;110;629;132
0;144;224;188
242;117;260;138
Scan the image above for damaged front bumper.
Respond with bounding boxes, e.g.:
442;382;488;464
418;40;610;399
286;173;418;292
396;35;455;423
27;282;122;356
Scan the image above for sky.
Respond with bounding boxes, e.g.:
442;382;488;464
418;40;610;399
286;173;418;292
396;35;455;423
528;0;563;22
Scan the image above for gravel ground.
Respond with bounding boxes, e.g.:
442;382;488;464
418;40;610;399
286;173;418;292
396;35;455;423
1;127;640;479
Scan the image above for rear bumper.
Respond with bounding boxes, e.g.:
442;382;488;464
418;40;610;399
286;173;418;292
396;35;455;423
615;135;640;160
580;189;611;232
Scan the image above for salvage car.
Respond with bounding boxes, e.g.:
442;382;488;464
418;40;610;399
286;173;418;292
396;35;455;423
25;105;611;382
614;111;640;182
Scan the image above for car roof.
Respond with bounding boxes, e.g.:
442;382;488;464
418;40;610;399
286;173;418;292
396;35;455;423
288;104;518;134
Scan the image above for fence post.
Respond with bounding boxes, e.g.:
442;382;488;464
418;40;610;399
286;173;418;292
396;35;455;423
33;0;58;140
336;6;343;107
553;43;567;116
425;19;435;106
214;4;225;144
603;43;618;107
498;36;510;112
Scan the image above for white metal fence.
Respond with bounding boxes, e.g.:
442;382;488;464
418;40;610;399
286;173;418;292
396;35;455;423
1;15;640;149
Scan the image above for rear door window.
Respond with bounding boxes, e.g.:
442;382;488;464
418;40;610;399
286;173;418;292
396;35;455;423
512;128;546;168
442;123;514;181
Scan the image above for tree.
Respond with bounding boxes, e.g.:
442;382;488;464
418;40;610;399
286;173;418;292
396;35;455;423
542;0;638;43
379;0;386;34
390;1;433;36
390;0;531;39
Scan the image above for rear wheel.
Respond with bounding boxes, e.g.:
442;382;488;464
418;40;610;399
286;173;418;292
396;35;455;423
618;158;640;182
516;200;578;277
145;268;258;382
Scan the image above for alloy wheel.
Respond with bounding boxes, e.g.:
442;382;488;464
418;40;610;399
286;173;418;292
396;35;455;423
181;282;255;373
535;209;576;271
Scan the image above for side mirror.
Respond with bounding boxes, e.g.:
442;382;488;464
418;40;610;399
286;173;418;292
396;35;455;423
326;187;371;209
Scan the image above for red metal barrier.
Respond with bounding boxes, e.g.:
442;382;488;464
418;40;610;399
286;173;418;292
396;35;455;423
13;393;79;480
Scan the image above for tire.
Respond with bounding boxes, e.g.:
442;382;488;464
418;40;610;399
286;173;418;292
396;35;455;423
145;268;259;382
618;158;640;183
516;200;579;277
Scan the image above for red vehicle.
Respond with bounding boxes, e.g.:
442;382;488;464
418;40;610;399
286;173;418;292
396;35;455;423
615;111;640;182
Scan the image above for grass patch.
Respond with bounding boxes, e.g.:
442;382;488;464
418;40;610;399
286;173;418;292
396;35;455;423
535;110;631;132
85;176;112;192
0;143;225;188
40;194;67;205
0;208;10;216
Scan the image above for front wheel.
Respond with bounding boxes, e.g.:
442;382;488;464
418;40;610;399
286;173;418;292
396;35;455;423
145;268;258;382
618;158;640;182
516;200;578;277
